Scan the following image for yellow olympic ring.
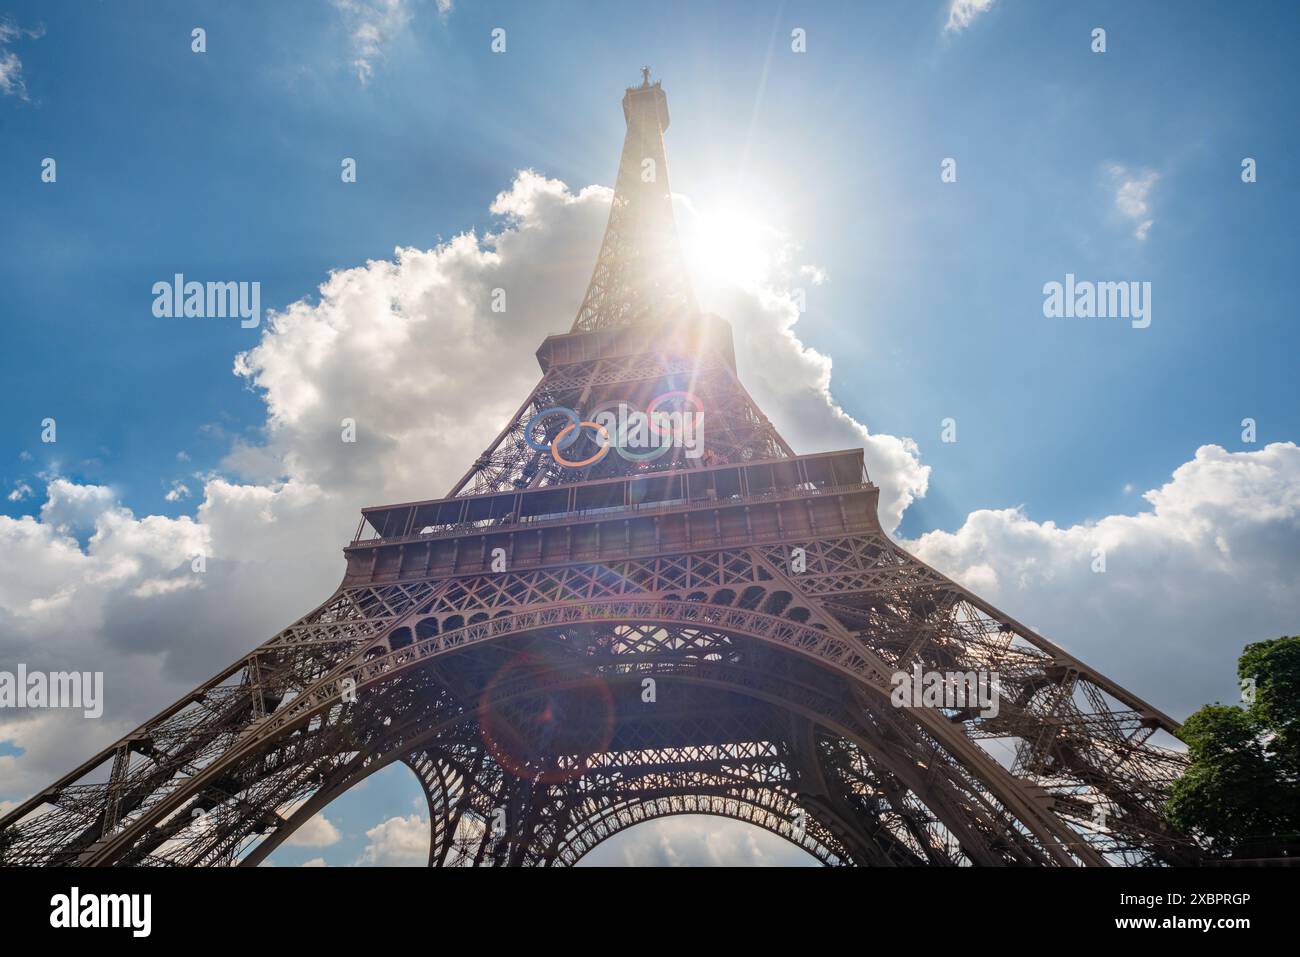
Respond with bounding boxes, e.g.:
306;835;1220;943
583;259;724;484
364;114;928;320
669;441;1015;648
550;421;611;468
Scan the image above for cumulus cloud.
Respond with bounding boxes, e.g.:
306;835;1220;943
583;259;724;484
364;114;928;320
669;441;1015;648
226;170;926;529
38;480;117;534
944;0;997;34
285;812;342;848
726;287;928;531
800;264;828;285
0;488;209;796
7;481;32;502
230;173;605;504
907;443;1300;718
356;813;428;866
673;196;929;530
1105;163;1160;241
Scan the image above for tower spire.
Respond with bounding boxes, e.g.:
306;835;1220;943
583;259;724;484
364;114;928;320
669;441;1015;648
570;72;697;332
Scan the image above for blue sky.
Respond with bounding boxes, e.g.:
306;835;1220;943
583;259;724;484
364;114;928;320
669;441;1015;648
1;0;1298;866
4;1;1296;534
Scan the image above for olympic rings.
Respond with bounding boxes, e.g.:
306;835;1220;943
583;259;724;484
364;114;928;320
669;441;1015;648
645;390;705;442
581;399;665;463
522;392;703;468
550;421;611;468
523;406;581;452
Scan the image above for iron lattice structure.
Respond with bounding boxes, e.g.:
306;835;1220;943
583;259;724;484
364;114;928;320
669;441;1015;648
0;74;1197;867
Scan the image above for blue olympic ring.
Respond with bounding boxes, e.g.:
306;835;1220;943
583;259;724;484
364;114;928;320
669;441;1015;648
523;406;582;452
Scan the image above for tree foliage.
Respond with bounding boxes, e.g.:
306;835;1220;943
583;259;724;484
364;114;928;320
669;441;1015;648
1165;636;1300;859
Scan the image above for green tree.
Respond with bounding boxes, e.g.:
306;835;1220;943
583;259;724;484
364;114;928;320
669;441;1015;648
1165;636;1300;859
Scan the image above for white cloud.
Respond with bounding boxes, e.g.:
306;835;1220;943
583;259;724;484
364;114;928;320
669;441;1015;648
333;0;416;85
907;442;1300;718
300;857;329;867
1105;163;1159;241
0;489;210;796
225;170;927;532
356;813;428;866
0;18;43;100
673;193;929;531
164;481;190;503
944;0;997;34
39;480;117;534
7;481;32;502
800;264;828;286
285;812;341;848
0;53;22;98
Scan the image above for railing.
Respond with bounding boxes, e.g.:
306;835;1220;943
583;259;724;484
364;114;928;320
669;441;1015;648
353;521;881;583
349;481;873;548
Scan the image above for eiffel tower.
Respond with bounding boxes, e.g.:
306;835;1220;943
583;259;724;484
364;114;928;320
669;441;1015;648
0;72;1196;867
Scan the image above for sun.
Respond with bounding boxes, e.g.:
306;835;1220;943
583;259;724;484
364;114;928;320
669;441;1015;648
678;195;782;298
